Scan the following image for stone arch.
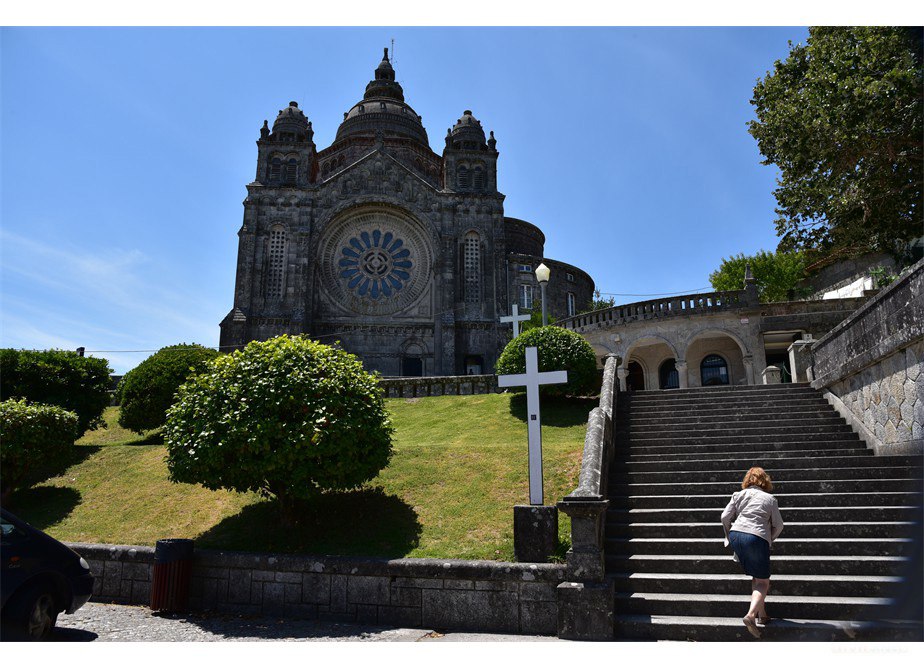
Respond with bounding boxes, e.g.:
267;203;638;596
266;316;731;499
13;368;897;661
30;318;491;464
683;326;753;386
623;333;681;361
619;334;682;391
682;326;751;358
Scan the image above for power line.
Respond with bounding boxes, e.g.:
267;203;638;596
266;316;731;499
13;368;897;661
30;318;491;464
597;287;712;297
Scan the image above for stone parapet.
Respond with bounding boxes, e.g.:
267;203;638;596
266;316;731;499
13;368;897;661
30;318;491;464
69;543;565;636
811;259;924;455
378;374;498;398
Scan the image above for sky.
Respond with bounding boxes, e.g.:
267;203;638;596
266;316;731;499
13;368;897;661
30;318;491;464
0;23;866;374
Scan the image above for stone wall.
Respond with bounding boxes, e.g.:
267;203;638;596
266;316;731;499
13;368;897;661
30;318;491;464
378;374;499;398
71;543;565;635
811;259;924;455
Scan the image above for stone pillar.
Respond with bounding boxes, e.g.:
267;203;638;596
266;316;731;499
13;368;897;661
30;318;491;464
762;365;782;384
557;580;615;641
676;360;689;389
513;505;558;563
743;355;754;385
616;366;628;392
788;337;815;383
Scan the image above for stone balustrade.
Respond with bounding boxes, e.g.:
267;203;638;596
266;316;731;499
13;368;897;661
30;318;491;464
378;374;498;398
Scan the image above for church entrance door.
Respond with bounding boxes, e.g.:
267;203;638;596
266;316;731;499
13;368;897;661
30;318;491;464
402;357;423;377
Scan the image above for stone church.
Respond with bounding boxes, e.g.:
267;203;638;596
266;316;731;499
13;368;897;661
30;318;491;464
219;49;594;376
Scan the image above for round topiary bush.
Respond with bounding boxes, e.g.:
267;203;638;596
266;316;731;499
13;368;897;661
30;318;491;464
117;343;221;433
163;335;393;518
1;399;79;500
495;326;598;397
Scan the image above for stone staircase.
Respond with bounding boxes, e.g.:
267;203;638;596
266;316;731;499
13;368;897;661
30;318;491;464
607;383;924;641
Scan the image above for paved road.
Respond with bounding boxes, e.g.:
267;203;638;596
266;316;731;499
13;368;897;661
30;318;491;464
48;602;564;642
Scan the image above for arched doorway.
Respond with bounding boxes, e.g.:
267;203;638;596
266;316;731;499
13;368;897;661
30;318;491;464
700;354;729;386
627;361;645;391
402;357;423;376
659;359;679;389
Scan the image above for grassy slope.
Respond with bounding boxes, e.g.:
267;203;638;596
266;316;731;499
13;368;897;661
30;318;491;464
7;395;590;560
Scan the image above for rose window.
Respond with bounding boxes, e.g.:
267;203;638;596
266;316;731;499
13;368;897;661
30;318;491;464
338;229;413;299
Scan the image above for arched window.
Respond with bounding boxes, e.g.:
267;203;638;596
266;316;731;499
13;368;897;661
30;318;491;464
269;157;282;182
659;359;679;390
284;159;297;185
463;231;481;303
473;167;485;190
266;227;286;300
457;165;470;190
567;292;576;316
701;354;730;386
627;361;645;391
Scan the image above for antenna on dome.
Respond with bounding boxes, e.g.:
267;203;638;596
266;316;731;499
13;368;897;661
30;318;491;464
391;38;396;69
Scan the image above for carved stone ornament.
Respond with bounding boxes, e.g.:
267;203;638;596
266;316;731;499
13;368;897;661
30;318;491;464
319;205;433;316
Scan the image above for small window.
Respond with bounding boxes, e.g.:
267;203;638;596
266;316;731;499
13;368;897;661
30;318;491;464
284;159;297;185
567;273;575;282
567;292;576;317
266;227;287;300
473;167;485;190
270;158;282;182
519;284;533;310
517;264;532;273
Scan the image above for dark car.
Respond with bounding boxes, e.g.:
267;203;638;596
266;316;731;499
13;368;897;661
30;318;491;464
0;508;94;640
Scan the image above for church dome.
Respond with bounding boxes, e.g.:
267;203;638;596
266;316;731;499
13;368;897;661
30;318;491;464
450;110;487;146
272;101;309;135
335;49;430;147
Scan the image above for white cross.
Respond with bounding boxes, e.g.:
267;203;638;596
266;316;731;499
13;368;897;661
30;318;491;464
497;346;568;505
499;303;530;338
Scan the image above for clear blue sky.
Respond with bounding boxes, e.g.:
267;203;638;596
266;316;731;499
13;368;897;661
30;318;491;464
2;26;810;374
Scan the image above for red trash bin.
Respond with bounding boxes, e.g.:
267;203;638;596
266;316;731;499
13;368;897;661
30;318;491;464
150;539;194;613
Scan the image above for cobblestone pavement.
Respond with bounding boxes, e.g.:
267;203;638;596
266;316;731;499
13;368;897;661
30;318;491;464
49;603;563;642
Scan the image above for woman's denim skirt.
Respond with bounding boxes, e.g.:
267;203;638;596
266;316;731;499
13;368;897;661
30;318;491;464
728;530;771;578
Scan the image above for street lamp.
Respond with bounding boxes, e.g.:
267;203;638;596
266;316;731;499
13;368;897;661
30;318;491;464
535;262;550;326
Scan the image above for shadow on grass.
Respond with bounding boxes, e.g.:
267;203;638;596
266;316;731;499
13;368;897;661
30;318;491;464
506;393;596;427
195;487;422;558
125;429;164;445
5;486;82;531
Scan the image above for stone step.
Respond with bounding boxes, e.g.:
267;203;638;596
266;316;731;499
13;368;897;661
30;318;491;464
609;491;922;510
626;410;838;427
625;448;873;465
628;383;814;399
623;440;865;458
610;572;901;597
609;478;924;496
613;614;924;642
621;426;858;446
606;505;921;524
606;537;914;557
625;391;823;408
622;416;849;433
620;453;920;472
611;466;924;485
605;554;912;576
605;521;917;539
614;591;893;620
623;398;832;416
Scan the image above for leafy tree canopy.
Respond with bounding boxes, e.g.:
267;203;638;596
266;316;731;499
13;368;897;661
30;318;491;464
496;326;599;397
709;250;807;302
749;27;922;256
581;291;617;314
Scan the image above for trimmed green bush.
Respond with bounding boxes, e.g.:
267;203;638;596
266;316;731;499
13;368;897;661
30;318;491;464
0;349;112;436
164;335;393;519
0;399;79;499
117;343;221;433
495;326;598;397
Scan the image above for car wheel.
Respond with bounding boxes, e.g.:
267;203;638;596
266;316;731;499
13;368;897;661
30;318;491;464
8;582;59;641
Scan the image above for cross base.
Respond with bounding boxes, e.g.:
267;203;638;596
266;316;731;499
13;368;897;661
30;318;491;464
513;504;559;563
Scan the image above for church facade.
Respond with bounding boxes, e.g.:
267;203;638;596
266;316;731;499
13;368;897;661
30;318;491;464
219;50;594;376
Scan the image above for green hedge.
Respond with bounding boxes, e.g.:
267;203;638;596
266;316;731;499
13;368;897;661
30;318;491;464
0;349;112;436
495;326;598;397
164;335;393;519
117;343;221;433
0;399;79;498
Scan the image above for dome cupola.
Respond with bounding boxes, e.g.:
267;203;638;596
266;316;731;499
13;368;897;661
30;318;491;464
449;110;487;149
272;101;309;135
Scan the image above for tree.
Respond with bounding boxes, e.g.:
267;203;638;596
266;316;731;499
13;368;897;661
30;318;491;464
496;326;598;397
163;335;393;521
117;343;221;433
0;349;112;437
749;27;922;255
709;250;806;302
581;290;617;314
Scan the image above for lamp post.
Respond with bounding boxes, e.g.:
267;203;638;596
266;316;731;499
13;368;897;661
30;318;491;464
535;262;550;326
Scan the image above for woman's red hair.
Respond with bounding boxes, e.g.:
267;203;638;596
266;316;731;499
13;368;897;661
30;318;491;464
742;467;773;492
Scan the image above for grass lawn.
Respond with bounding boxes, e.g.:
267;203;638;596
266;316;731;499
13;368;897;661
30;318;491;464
6;394;591;561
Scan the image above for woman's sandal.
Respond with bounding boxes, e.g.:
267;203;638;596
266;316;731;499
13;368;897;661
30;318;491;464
743;616;762;638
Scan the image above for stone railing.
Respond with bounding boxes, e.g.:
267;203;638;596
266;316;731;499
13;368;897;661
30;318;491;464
71;543;565;635
378;374;498;398
810;258;924;455
555;354;619;640
558;289;752;332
